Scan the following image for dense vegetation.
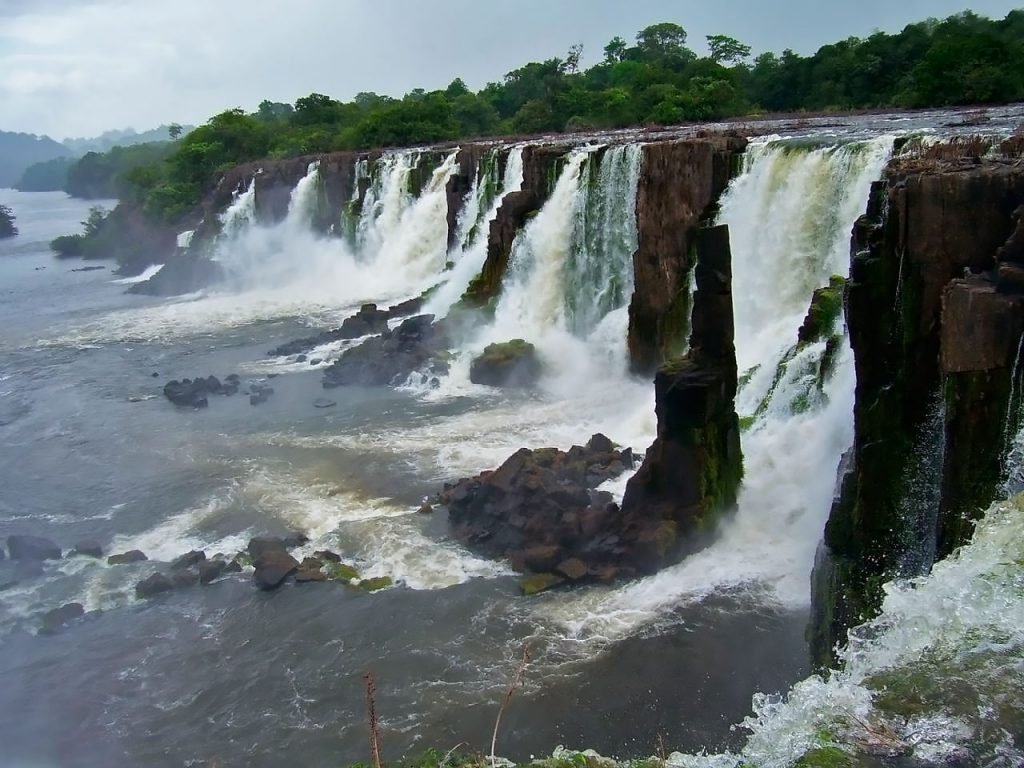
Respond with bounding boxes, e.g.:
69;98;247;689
55;10;1024;228
0;204;17;238
50;207;109;258
14;157;76;192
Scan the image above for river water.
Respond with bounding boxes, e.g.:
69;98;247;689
1;105;1022;768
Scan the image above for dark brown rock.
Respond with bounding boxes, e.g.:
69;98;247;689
170;550;206;570
7;535;61;561
322;314;451;388
252;551;299;591
628;137;747;373
135;573;174;599
108;550;147;565
198;559;228;584
71;541;104;559
40;602;85;635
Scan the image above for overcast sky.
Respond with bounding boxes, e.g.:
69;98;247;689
1;0;1019;139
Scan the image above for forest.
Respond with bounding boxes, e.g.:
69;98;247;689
37;10;1024;225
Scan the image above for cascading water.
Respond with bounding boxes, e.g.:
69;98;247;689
425;146;525;318
217;178;257;242
284;160;321;230
566;143;643;336
354;150;419;260
532;136;895;649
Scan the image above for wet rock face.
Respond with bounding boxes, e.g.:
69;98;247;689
442;435;640;588
322;314;450;388
40;603;85;635
7;535;61;561
811;159;1024;669
127;253;224;297
469;339;542;388
622;224;742;542
163;374;240;408
267;300;424;359
628;136;747;373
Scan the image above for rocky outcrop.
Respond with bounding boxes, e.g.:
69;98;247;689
108;550;148;565
627;136;747;373
442;435;639;587
460;144;565;307
127;252;223;297
7;535;61;561
322;314;450;388
469;339;542;388
621;224;743;541
40;603;85;635
810;158;1024;668
268;299;423;358
163;374;240;408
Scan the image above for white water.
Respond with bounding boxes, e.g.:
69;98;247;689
531;136;893;650
111;263;164;285
666;491;1024;768
218;178;257;242
425;146;525;317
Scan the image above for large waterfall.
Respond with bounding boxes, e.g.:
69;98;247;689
533;136;895;645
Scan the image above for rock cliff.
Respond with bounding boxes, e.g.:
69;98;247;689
810;154;1024;667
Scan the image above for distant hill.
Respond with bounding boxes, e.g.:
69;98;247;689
0;131;70;187
62;125;194;155
14;156;76;192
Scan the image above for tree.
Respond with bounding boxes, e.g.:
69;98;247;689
0;204;17;238
707;34;752;65
603;36;628;63
168;123;183;140
256;100;294;121
635;23;688;58
563;43;584;74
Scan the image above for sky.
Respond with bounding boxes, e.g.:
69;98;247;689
1;0;1020;139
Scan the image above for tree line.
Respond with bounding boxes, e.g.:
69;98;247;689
44;10;1024;226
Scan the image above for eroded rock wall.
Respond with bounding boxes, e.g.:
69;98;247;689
810;159;1024;668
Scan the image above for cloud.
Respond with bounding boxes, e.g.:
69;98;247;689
1;0;1020;138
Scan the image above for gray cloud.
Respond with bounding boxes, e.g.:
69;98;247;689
1;0;1019;138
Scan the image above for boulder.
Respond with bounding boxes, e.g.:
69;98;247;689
313;549;341;563
322;314;451;388
247;537;286;560
282;531;309;549
253;551;299;591
108;550;148;565
442;436;637;585
170;550;206;570
163;375;238;408
40;602;85;635
7;535;61;561
171;570;199;588
198;559;227;584
71;541;104;559
135;573;174;599
268;303;391;358
469;340;542;387
295;557;327;583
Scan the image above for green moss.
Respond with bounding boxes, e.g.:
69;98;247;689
519;573;563;595
793;747;855;768
324;562;360;583
739;415;757;431
738;365;761;390
357;576;393;592
799;276;846;345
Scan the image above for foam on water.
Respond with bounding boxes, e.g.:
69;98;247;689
111;263;165;285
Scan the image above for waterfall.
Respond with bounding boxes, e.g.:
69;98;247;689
1001;335;1024;493
284;161;320;230
532;135;894;646
665;491;1024;768
355;150;418;260
218;178;257;242
425;146;525;317
898;393;946;576
490;149;592;340
566;143;643;336
723;137;894;373
452;148;501;253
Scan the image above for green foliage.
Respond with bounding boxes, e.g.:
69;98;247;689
14;156;75;192
64;142;176;199
96;9;1024;228
0;204;17;238
49;206;110;258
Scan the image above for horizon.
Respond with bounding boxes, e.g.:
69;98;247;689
1;0;1021;138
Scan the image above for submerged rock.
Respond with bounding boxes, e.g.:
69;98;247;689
170;550;206;570
313;398;336;409
248;537;299;590
322;314;451;388
198;559;228;584
135;573;174;599
40;602;85;634
469;339;542;388
71;540;104;559
268;298;424;358
163;375;238;408
108;550;147;565
7;535;61;561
